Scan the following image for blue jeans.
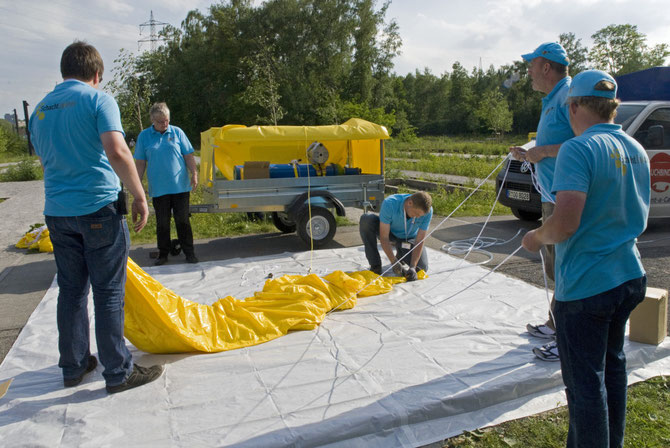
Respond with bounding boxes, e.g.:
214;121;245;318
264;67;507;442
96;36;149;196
359;213;428;271
554;275;647;448
46;203;133;386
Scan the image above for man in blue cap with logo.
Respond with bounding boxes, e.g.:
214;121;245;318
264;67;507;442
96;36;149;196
523;70;650;448
510;42;574;361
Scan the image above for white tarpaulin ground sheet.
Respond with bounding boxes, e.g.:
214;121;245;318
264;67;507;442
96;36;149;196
1;246;669;447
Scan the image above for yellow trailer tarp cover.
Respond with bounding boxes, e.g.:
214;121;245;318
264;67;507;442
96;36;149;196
200;118;389;182
124;258;424;353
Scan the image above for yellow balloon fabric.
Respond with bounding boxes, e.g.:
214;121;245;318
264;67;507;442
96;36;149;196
16;226;53;253
124;258;425;354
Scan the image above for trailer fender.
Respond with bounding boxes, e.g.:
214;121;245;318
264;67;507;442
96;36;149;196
287;191;346;221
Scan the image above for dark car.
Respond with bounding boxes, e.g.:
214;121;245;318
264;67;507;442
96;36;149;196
496;100;670;221
495;140;542;221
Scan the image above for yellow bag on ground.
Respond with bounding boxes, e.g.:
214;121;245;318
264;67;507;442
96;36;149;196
124;258;424;353
16;225;53;253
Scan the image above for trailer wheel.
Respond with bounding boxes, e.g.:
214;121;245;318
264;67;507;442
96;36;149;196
272;212;296;233
297;207;336;248
511;207;541;222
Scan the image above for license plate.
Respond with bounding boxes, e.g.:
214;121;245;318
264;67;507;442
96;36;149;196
507;189;530;201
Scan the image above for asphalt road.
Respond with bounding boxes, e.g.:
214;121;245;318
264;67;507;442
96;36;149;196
1;181;669;366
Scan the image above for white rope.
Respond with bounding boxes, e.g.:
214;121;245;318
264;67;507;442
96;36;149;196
434;229;524;272
324;153;515;317
522;160;556;204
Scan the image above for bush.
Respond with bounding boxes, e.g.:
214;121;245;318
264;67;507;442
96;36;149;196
0;122;28;157
0;159;43;182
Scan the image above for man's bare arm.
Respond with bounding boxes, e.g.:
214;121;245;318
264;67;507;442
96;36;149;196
101;131;148;232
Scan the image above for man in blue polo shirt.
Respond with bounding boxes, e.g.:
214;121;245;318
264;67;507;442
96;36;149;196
29;41;163;394
134;102;198;266
359;192;433;280
510;42;575;360
523;70;650;448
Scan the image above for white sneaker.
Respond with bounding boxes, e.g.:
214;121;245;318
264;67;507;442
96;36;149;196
533;340;560;362
526;323;556;339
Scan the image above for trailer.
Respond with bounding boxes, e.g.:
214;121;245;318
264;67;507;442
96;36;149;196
194;118;389;248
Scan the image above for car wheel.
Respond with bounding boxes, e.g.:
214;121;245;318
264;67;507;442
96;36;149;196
511;208;542;222
297;207;336;248
271;212;296;233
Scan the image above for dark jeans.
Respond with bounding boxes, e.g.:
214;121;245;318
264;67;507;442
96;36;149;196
359;213;428;272
153;192;194;257
554;275;647;448
45;203;133;386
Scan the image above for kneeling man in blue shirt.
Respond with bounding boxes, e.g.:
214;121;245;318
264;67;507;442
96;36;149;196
359;192;433;280
522;70;650;448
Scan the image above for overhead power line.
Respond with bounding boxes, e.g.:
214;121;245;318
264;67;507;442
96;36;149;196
138;10;169;52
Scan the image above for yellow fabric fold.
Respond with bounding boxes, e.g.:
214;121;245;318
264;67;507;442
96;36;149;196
124;258;425;354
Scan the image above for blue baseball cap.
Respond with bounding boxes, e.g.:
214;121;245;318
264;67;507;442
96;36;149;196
568;70;617;99
522;42;570;66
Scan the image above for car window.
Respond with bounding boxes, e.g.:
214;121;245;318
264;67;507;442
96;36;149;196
614;104;645;129
632;107;670;149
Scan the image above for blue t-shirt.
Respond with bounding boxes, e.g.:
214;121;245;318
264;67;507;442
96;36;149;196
535;77;574;203
552;123;650;301
29;79;124;217
134;124;194;198
379;194;433;240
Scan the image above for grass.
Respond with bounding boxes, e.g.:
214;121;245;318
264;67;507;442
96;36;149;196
0;152;32;164
386;134;525;157
391;183;509;218
387;155;506;180
0;159;43;182
129;184;354;245
442;375;670;447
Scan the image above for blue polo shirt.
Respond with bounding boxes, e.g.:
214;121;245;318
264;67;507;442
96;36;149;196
552;123;650;301
535;77;574;203
379;194;432;240
134;124;194;198
29;79;123;217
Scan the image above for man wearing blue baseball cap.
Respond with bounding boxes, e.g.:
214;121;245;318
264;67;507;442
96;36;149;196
522;69;650;448
510;42;574;361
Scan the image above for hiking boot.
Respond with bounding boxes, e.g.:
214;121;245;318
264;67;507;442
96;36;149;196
185;253;199;264
526;323;556;339
106;364;164;394
369;265;382;275
155;255;168;266
533;340;560;362
63;355;98;387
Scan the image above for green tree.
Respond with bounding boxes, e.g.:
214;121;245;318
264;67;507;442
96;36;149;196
0;120;28;156
559;32;588;76
446;62;478;134
476;90;513;137
589;24;670;76
239;38;285;125
107;49;155;138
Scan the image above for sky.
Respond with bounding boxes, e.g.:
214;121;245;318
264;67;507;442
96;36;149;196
1;0;669;118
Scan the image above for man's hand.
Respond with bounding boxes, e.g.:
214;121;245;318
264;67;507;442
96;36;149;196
403;266;418;282
392;263;404;276
522;229;543;253
191;173;198;190
525;147;546;164
509;146;527;161
131;198;149;233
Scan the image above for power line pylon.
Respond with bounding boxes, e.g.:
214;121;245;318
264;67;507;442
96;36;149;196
138;10;169;52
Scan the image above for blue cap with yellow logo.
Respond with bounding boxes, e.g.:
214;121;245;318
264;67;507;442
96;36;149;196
522;42;570;66
568;70;617;99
